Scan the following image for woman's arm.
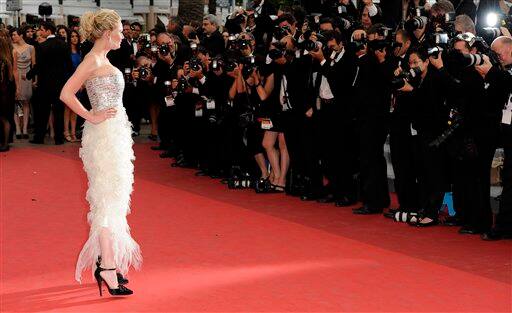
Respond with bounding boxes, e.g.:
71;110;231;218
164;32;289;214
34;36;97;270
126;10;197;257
59;56;115;124
255;72;274;101
12;50;20;96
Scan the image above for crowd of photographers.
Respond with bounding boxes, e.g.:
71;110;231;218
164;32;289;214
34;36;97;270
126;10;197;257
1;0;511;241
110;0;512;241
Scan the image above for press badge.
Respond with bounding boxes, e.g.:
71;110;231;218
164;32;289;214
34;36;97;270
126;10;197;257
502;94;512;125
261;119;273;130
164;96;175;107
410;124;418;136
502;110;512;125
206;99;216;110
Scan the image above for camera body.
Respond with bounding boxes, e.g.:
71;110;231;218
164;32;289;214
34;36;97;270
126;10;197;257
189;57;203;72
391;67;422;90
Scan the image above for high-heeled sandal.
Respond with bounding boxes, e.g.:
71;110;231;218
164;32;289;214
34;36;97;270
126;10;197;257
94;266;133;296
96;256;129;285
71;133;79;142
64;133;72;142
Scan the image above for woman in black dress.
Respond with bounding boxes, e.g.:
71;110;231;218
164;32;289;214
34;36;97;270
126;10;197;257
0;37;16;152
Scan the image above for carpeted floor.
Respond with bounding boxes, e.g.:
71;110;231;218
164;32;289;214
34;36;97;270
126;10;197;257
1;142;510;312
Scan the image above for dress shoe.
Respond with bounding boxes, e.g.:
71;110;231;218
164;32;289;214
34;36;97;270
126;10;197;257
414;218;438;227
334;196;356;207
352;206;383;215
458;226;481;235
480;229;512;241
15;134;22;139
55;140;64;145
159;151;173;158
300;193;317;201
29;139;44;144
0;146;9;152
317;194;335;203
195;170;208;176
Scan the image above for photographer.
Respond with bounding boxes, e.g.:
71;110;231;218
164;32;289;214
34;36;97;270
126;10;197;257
475;36;512;240
201;14;225;57
446;33;495;234
388;29;421;219
397;46;457;226
227;62;271;182
352;24;395;215
151;32;180;155
126;55;155;137
309;30;358;206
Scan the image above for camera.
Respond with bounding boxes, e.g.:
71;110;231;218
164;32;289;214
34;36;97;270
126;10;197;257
268;47;286;60
241;55;257;78
224;58;238;72
188;31;197;40
405;16;428;32
274;25;291;40
158;44;170;56
391;67;422;90
138;34;151;50
138;66;151;80
189;57;202;72
176;77;190;95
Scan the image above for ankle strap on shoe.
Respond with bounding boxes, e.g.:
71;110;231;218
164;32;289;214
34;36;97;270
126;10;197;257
97;266;116;272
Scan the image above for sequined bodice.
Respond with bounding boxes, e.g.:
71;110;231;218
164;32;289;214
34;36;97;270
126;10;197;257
85;70;125;111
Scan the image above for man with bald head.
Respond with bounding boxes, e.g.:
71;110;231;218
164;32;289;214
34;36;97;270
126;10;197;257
475;36;512;240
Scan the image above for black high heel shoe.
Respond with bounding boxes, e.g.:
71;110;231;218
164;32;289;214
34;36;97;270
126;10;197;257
96;256;129;285
94;266;133;296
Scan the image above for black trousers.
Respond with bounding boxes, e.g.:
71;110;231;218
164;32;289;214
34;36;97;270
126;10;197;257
497;124;512;233
319;102;357;199
33;88;64;143
452;126;498;231
417;136;448;218
283;111;321;194
358;116;390;208
389;117;420;210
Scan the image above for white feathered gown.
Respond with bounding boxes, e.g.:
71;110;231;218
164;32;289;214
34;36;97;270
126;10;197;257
75;70;142;283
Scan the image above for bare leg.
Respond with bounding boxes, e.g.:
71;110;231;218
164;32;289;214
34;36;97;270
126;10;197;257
277;133;289;188
254;152;269;178
63;106;70;139
149;102;159;136
48;111;54;139
263;131;280;185
13;112;21;135
98;227;119;289
22;100;30;135
71;111;78;141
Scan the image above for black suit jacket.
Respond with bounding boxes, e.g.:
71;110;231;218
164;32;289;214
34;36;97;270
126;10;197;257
27;37;72;96
316;49;358;117
108;38;134;71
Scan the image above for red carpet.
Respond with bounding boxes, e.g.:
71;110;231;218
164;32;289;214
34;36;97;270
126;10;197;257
1;143;511;312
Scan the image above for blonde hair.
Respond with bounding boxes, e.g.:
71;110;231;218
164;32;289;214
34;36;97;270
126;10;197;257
80;9;121;42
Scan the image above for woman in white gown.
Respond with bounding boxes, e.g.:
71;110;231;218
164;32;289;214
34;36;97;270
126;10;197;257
60;9;141;296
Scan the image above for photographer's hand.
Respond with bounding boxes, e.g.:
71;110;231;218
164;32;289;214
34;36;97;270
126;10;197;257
310;48;325;62
305;107;313;118
398;80;414;92
429;51;444;69
475;54;492;78
352;29;366;41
